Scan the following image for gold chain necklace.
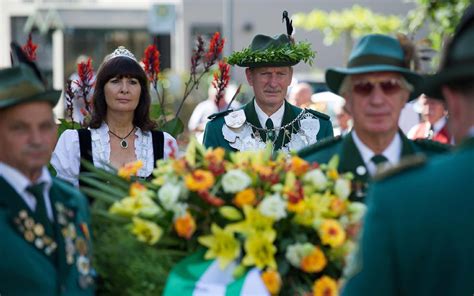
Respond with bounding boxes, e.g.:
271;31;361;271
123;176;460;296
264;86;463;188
108;126;136;149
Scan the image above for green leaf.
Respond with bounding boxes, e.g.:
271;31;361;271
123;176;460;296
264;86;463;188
161;117;184;138
79;175;128;199
80;187;119;204
80;160;130;191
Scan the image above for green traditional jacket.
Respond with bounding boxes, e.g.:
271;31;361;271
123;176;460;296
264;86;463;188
203;99;333;152
0;177;95;296
342;136;474;296
298;130;450;201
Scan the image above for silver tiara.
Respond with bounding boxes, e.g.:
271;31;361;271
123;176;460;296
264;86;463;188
106;46;137;62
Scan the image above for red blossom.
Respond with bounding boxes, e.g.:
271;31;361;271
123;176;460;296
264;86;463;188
190;36;205;79
205;32;225;69
167;139;176;159
287;180;304;204
198;190;225;207
212;60;231;106
142;44;160;84
22;33;38;62
74;58;95;113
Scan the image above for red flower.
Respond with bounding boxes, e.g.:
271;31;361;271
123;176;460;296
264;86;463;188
212;60;231;106
198;190;225;207
167;139;176;159
205;32;225;68
74;58;95;113
142;44;160;84
22;33;38;62
190;36;205;79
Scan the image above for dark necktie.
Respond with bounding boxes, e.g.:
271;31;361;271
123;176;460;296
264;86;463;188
265;118;275;142
26;183;52;232
371;154;388;165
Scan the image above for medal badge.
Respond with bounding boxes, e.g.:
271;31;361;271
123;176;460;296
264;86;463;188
225;110;246;129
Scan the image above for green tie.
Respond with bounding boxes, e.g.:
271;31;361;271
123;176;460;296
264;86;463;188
26;183;52;233
371;154;388;165
265;118;275;142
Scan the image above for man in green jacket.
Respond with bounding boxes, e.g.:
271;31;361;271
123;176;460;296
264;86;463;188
203;15;333;153
298;33;449;201
341;5;474;296
0;53;95;294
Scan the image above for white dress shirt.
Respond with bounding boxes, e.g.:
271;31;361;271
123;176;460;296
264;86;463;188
254;100;285;129
51;122;178;187
0;162;54;220
352;131;402;176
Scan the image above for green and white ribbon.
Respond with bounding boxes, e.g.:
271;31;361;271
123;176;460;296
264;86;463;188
164;250;269;296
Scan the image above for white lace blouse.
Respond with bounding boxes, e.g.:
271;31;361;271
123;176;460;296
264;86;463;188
51;122;178;187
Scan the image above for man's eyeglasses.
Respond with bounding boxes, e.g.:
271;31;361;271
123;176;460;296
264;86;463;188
351;78;404;96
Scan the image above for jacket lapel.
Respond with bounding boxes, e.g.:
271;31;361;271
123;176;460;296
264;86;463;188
243;99;266;141
400;130;417;157
0;177;59;262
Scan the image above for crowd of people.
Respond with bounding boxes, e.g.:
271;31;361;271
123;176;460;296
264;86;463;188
0;4;473;295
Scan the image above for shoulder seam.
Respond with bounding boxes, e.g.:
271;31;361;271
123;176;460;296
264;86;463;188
305;108;330;120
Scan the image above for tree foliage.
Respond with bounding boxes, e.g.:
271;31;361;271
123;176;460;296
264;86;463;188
293;5;402;46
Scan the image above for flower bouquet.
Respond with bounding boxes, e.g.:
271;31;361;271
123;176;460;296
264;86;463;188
81;140;365;295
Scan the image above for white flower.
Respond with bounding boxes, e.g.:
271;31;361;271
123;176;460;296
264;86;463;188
158;183;180;211
335;178;351;200
348;202;367;223
258;194;287;221
221;169;252;193
303;169;327;190
285;243;314;267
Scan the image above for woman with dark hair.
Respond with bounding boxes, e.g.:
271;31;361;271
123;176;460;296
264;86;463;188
52;46;177;186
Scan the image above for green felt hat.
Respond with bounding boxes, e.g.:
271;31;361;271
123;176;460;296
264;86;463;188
326;34;422;99
227;33;315;68
423;5;474;100
0;64;60;109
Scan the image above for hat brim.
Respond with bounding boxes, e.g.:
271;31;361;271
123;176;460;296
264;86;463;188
326;65;423;101
423;65;474;100
238;60;299;68
0;90;61;109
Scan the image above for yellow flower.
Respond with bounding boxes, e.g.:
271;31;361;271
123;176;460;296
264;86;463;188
253;164;273;176
242;233;277;270
313;276;339;296
327;168;339;180
109;194;160;218
198;224;241;269
118;160;144;180
219;206;243;221
172;158;188;175
287;200;305;213
227;205;275;236
320;219;346;248
185;169;215;191
300;247;327;273
131;217;163;245
233;188;256;208
289;156;310;176
261;269;282;295
174;212;196;239
293;193;331;227
129;182;147;197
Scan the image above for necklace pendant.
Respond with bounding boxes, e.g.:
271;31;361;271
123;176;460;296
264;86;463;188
120;139;128;149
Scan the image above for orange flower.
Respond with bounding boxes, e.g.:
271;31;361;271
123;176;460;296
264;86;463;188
320;219;346;248
172;158;188;175
129;182;146;197
253;164;273;177
185;170;215;191
118;160;144;180
289;156;310;176
300;247;327;273
233;188;256;208
261;269;282;295
330;198;347;216
287;200;305;213
313;276;338;296
205;147;225;163
174;212;196;239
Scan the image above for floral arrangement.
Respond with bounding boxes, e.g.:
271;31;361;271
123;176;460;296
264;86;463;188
82;140;365;295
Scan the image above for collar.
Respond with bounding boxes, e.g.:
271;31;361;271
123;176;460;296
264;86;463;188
254;100;285;128
351;131;402;175
0;162;52;194
431;116;447;133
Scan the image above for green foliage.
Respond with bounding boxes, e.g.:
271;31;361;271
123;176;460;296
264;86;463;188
293;5;403;45
92;203;187;296
406;0;471;51
161;117;185;138
227;41;316;66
